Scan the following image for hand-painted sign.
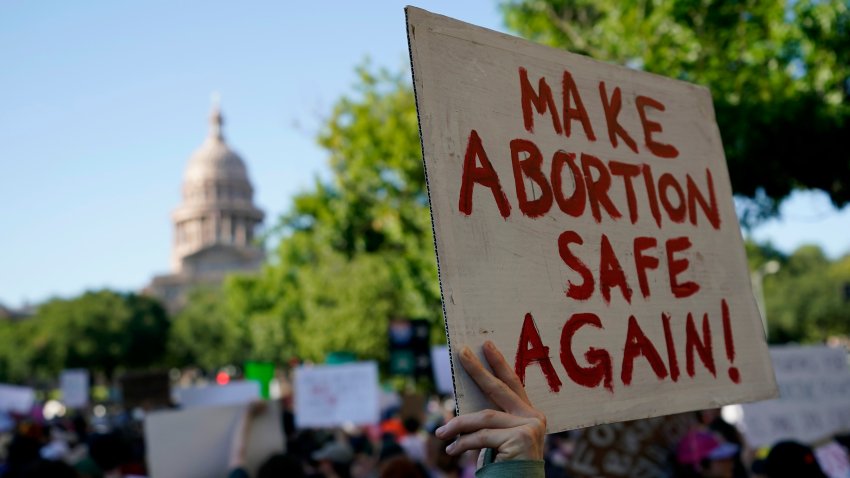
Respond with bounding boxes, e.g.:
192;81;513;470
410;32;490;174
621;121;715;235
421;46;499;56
406;7;777;432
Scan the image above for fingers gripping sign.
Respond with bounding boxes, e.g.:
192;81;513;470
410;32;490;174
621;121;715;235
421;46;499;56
435;341;546;464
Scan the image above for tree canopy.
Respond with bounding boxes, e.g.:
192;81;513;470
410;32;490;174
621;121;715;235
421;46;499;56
0;290;170;383
226;66;442;364
747;241;850;343
502;0;850;221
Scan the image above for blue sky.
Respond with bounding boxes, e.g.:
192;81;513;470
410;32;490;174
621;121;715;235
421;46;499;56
1;1;848;307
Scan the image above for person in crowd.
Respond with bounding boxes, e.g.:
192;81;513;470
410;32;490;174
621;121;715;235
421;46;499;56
378;454;428;478
399;417;428;464
434;341;546;477
696;409;749;478
425;434;465;478
755;440;827;478
675;429;738;478
228;401;306;478
311;438;355;478
20;459;79;478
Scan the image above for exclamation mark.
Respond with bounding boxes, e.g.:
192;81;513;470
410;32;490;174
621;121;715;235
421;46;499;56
722;299;740;383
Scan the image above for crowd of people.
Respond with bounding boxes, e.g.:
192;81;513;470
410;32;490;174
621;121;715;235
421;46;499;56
0;343;847;477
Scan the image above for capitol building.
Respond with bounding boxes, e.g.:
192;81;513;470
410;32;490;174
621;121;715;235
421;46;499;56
145;103;265;312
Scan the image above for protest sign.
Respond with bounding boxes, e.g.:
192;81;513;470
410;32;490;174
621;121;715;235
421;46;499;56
294;361;379;429
144;401;284;478
815;441;850;478
431;345;454;394
406;7;777;432
568;413;696;478
389;320;432;378
119;371;170;409
737;346;850;447
0;384;35;414
174;380;260;408
60;369;89;409
245;362;275;399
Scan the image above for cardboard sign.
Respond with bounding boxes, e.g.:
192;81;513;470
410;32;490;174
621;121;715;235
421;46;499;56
0;384;35;414
174;380;261;408
60;369;89;409
144;401;284;478
568;413;696;478
407;7;777;432
294;362;379;429
737;346;850;447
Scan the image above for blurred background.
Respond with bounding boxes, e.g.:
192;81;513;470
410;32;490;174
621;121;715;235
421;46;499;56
1;1;849;477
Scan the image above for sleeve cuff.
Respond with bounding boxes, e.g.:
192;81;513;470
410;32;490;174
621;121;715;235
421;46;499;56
475;459;545;478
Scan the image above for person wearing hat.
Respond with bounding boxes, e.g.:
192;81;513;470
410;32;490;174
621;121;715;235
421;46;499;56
312;440;354;478
676;429;739;478
758;440;828;478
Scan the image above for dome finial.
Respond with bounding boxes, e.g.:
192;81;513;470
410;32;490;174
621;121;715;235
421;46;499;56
209;91;224;140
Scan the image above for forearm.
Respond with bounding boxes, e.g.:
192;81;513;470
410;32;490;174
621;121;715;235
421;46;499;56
228;411;251;468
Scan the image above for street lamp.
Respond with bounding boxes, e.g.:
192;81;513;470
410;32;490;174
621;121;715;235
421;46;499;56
751;260;780;336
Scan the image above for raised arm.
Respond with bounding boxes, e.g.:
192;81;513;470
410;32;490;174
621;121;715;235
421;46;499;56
435;341;546;476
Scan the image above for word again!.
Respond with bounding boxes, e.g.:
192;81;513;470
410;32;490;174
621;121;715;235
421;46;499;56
514;299;741;394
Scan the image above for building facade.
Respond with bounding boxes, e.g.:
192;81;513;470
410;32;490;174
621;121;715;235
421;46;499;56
145;104;264;313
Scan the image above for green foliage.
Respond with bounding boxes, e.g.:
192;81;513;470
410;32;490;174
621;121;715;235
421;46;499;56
502;0;850;221
746;242;850;343
0;290;169;382
167;286;247;370
228;66;442;364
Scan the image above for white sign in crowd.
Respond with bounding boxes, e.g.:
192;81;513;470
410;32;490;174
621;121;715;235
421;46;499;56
737;345;850;447
0;384;35;415
294;361;380;429
144;401;284;478
60;369;89;409
174;380;261;408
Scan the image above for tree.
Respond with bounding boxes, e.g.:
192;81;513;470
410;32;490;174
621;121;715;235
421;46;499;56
227;66;442;363
167;286;247;370
764;246;850;342
1;290;170;382
502;0;850;222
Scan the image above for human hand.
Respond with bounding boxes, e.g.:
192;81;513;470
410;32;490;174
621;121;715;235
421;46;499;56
435;340;546;462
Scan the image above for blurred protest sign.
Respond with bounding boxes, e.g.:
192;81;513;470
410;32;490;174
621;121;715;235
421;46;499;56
144;401;284;478
120;371;170;409
175;380;260;408
294;361;379;429
815;441;850;478
245;362;275;399
0;384;35;414
389;319;432;378
60;369;89;409
401;392;426;424
407;7;777;432
431;345;454;394
737;346;850;447
567;413;696;478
